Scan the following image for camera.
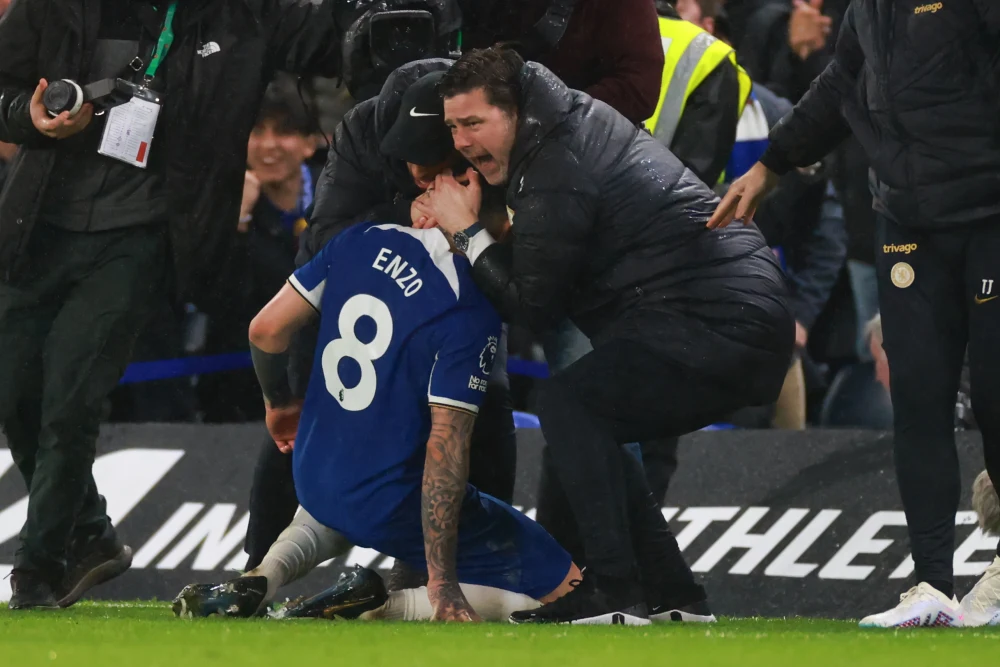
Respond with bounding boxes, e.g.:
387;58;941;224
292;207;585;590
338;0;462;101
42;78;142;118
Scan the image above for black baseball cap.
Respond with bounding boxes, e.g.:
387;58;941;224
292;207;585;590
380;71;454;166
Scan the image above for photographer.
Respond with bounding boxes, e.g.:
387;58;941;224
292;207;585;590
0;0;344;610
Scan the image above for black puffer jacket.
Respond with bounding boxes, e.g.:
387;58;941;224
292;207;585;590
760;0;1000;228
473;64;793;390
0;0;342;295
300;58;454;263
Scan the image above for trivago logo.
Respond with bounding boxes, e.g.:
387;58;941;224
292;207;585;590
914;2;944;14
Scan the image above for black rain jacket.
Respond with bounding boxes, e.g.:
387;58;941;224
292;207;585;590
472;64;794;397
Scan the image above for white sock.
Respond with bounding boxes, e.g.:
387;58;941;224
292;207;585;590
245;507;352;602
372;584;541;622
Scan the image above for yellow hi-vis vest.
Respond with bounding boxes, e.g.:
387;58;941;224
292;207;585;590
646;16;752;147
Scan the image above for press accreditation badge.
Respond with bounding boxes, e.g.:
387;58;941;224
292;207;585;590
98;91;161;168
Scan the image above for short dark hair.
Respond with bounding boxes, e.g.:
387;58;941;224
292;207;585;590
255;74;317;137
437;45;524;114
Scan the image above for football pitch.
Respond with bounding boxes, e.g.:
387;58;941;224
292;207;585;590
2;603;999;666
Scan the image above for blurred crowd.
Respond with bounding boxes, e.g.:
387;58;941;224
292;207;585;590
0;0;968;433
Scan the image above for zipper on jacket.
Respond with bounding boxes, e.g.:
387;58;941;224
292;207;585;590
878;1;915;204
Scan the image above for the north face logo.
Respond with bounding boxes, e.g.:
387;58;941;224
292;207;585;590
197;42;221;57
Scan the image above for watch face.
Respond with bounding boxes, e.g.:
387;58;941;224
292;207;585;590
454;232;469;252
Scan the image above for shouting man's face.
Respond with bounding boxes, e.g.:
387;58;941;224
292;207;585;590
443;87;518;186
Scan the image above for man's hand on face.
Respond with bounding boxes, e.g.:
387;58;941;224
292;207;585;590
411;191;439;229
30;79;94;140
412;168;482;237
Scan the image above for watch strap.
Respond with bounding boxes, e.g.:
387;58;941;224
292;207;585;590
462;221;484;237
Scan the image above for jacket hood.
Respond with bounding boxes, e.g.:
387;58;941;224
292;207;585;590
510;61;575;175
374;58;454;144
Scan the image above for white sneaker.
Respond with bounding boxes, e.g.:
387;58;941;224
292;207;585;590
859;582;963;628
961;556;1000;627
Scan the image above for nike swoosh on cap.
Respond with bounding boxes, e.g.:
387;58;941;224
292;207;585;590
409;107;440;118
975;295;999;304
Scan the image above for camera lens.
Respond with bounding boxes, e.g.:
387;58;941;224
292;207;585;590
371;21;434;67
369;13;435;68
43;80;82;117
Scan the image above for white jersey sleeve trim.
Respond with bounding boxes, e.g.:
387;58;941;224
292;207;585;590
428;395;480;414
288;274;325;312
466;228;496;265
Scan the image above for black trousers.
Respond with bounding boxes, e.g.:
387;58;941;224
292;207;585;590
537;436;679;568
536;319;682;560
641;438;680;503
243;381;518;570
534;327;790;581
0;223;167;582
875;214;1000;588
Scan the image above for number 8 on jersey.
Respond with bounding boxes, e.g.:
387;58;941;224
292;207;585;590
322;294;394;411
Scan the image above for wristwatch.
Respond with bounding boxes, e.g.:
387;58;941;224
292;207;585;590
453;221;483;253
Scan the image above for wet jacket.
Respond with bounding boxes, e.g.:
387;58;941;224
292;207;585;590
471;64;794;395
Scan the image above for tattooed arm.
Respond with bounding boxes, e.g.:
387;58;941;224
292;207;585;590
422;405;482;622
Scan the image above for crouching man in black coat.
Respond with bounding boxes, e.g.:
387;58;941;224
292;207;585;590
416;46;794;625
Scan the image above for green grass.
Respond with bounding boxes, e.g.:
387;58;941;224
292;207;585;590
1;603;999;667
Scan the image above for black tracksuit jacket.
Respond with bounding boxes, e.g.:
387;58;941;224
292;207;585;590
760;0;1000;229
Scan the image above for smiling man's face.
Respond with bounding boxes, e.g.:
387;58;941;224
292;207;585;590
443;87;518;186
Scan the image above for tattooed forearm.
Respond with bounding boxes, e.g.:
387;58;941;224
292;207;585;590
422;406;477;612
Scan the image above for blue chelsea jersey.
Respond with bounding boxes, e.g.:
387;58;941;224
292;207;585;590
287;223;502;544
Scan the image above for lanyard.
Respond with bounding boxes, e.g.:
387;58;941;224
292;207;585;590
145;2;178;81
